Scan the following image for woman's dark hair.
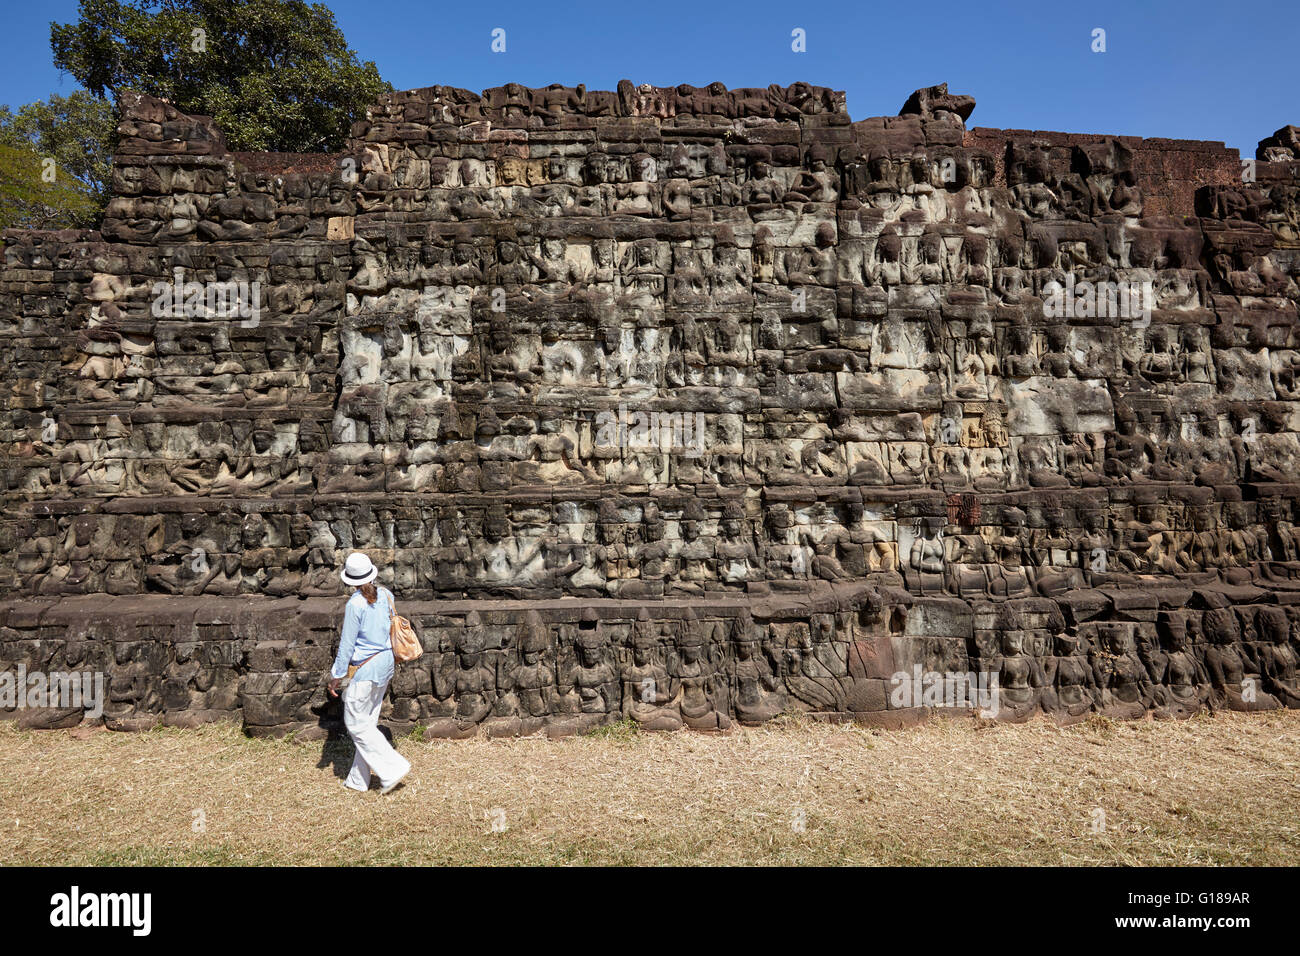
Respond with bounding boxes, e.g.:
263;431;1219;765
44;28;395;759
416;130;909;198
359;582;378;605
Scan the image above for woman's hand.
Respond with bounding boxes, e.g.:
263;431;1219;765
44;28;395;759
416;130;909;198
327;676;341;698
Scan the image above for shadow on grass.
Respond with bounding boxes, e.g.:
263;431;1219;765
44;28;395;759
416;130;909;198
316;735;354;781
315;724;399;787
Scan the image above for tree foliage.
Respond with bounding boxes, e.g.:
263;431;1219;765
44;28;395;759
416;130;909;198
0;92;114;230
51;0;391;153
0;145;102;231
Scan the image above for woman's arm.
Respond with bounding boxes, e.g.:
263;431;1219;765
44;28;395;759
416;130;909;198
330;600;361;681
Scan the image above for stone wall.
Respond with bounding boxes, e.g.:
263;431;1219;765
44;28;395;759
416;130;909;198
2;81;1300;736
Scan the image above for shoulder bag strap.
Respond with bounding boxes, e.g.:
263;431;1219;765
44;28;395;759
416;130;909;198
386;591;396;650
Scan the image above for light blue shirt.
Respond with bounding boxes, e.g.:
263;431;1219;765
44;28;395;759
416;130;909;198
331;587;395;684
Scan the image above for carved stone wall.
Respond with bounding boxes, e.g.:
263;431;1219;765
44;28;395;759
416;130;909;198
3;82;1300;736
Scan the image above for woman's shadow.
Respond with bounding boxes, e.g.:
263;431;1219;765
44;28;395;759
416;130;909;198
313;699;396;782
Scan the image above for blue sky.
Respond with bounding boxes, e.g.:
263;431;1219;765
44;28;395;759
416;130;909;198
2;0;1296;156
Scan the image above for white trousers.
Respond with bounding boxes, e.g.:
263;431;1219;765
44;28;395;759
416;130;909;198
342;678;411;792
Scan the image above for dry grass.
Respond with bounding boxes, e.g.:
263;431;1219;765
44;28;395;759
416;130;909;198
2;710;1298;866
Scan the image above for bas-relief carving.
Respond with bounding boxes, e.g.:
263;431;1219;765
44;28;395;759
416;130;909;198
3;83;1300;732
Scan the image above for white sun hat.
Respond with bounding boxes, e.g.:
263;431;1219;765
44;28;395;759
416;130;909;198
339;551;378;586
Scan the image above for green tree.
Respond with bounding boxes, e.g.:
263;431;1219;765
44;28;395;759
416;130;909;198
0;91;116;229
0;143;102;231
51;0;391;153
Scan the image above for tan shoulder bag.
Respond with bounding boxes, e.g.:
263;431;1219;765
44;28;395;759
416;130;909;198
387;592;423;663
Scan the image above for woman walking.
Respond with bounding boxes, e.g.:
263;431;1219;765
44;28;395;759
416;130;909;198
327;552;411;795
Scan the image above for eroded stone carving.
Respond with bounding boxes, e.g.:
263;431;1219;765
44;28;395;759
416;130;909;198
3;82;1300;735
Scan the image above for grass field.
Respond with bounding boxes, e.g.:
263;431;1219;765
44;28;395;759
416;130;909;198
3;710;1298;865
